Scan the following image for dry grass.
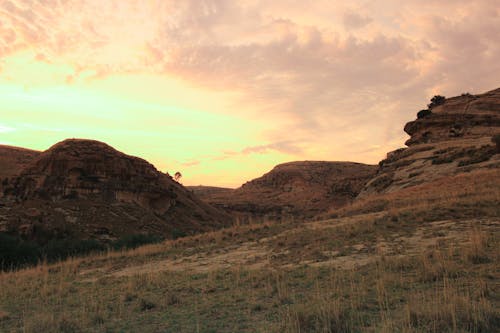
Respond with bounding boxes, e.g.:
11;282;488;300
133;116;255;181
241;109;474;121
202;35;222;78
0;169;499;332
331;169;500;218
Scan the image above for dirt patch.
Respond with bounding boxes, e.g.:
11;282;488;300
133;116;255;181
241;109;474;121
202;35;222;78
80;217;499;282
99;242;270;279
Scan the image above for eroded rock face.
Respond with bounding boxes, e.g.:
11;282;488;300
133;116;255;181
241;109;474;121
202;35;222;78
0;145;40;197
360;88;500;196
0;139;230;241
404;89;500;146
200;161;377;220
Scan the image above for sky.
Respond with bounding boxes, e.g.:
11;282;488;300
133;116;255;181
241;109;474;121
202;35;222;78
0;0;499;187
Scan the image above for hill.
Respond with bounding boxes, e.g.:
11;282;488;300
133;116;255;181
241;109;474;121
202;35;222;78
187;185;233;199
197;161;377;220
0;139;231;243
360;88;500;196
0;145;40;194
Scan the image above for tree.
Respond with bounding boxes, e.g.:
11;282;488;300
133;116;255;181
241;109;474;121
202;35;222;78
174;171;182;182
427;95;446;109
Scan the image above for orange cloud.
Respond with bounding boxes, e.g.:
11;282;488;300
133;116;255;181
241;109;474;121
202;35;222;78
1;0;499;186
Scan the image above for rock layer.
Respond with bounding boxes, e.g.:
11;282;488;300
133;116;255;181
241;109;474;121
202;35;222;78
200;161;377;220
0;145;40;199
0;139;230;241
360;88;500;196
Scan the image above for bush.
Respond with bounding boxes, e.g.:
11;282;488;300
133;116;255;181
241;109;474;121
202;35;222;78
417;109;432;119
492;134;500;153
171;228;187;239
427;95;446;109
0;233;40;269
0;232;163;270
44;239;105;261
112;234;163;251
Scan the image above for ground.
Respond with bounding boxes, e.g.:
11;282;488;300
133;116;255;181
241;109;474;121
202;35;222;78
0;169;499;332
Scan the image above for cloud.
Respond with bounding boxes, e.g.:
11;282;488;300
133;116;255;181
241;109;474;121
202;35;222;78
181;160;201;167
0;124;15;133
212;140;303;161
241;141;304;155
343;11;372;29
1;0;499;167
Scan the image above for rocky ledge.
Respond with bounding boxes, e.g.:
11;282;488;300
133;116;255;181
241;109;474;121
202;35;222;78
360;88;500;196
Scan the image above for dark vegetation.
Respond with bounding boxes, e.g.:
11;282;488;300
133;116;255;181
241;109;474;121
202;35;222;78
493;134;500;153
427;95;446;109
0;233;164;271
431;145;496;165
415;95;446;119
417;109;432;119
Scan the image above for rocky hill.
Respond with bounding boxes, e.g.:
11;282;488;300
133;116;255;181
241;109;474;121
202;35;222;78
200;161;377;220
360;88;500;196
0;145;40;179
0;139;230;242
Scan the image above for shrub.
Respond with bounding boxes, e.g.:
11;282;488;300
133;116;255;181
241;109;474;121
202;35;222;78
171;228;187;239
112;234;163;250
427;95;446;109
417;109;432;119
0;233;40;269
492;134;500;153
44;238;105;261
457;145;496;167
0;232;163;270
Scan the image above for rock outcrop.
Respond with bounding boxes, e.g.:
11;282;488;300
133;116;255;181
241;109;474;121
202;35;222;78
0;139;230;241
0;145;40;199
199;161;377;220
360;88;500;196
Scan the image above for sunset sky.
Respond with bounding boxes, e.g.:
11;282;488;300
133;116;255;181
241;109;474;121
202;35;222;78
1;0;499;187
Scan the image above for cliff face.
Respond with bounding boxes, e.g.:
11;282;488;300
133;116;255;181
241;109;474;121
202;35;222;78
0;139;230;241
360;88;500;196
404;90;500;146
201;161;377;220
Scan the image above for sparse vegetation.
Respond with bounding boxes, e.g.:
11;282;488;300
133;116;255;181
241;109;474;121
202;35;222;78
0;233;164;271
416;109;432;119
427;95;446;109
0;168;498;332
493;134;500;153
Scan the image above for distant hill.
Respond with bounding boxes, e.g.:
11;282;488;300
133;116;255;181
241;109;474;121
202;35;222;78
360;87;500;196
187;185;234;199
197;161;377;220
0;139;231;243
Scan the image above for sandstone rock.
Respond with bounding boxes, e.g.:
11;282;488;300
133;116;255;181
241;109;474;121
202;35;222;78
0;145;40;198
197;161;377;220
1;139;231;241
360;88;500;196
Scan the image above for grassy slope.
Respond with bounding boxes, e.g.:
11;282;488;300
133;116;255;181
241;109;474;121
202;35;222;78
0;169;499;332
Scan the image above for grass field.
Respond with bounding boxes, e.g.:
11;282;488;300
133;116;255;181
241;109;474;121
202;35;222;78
0;169;499;332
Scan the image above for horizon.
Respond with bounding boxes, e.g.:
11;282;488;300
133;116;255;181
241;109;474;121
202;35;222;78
1;1;499;187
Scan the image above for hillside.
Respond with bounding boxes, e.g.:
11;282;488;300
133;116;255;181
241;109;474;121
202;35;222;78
360;88;500;196
0;145;40;193
0;139;231;242
0;167;498;332
198;161;377;220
